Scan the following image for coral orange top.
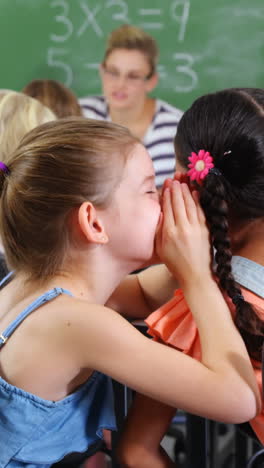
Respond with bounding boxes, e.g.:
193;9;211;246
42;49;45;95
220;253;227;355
146;287;264;444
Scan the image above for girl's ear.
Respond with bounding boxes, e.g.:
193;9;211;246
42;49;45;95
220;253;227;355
78;201;108;244
145;73;159;93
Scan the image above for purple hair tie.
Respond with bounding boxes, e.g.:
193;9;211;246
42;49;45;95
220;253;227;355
0;161;10;174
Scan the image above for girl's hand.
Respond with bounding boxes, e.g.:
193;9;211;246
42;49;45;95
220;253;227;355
173;171;190;185
156;181;212;288
161;172;193;201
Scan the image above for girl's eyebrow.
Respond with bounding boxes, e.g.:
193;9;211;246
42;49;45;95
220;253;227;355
140;175;155;186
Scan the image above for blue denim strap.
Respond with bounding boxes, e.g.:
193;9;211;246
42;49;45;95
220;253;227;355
0;271;14;289
231;256;264;299
0;287;72;348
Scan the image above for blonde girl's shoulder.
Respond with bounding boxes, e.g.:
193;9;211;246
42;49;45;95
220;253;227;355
51;295;120;344
51;294;113;328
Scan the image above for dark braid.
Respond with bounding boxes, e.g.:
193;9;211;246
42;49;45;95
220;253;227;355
200;174;237;293
175;87;264;362
201;172;264;362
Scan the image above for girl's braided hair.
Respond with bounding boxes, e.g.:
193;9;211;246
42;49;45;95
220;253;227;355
175;88;264;362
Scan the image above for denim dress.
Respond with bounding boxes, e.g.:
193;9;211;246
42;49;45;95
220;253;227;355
0;280;116;467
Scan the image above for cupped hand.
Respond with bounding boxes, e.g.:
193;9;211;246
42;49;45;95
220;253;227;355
173;171;190;185
161;173;194;202
155;181;212;288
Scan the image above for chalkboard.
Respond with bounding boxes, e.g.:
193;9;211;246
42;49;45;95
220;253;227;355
0;0;263;110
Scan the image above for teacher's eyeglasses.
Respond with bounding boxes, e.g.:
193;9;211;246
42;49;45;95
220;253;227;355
102;66;152;86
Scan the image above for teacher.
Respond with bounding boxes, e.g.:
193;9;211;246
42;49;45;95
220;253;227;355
80;24;183;188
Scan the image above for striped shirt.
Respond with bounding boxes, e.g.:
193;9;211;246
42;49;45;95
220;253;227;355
79;96;183;188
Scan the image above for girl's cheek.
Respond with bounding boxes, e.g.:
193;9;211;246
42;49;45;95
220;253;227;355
154;204;162;229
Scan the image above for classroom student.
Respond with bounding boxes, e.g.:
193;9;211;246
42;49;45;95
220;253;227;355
0;91;56;163
22;79;82;118
0;117;260;467
116;87;264;468
0;91;56;271
79;24;183;189
0;90;56;292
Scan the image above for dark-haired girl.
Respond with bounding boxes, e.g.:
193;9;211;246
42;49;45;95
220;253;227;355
116;88;264;468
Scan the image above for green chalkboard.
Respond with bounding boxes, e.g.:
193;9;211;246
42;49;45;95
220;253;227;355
0;0;263;110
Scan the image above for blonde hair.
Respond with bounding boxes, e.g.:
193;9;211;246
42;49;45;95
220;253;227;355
0;118;138;281
103;24;159;76
0;92;56;163
22;79;82;118
0;89;13;99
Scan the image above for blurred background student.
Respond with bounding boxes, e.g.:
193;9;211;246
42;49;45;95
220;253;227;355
0;91;56;163
23;79;82;118
0;91;56;276
79;24;183;189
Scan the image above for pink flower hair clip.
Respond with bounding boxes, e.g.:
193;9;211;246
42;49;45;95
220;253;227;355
187;150;214;182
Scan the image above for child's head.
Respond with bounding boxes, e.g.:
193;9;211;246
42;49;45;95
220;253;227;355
175;87;264;359
0;91;56;163
22;79;82;118
100;24;159;110
0;118;159;282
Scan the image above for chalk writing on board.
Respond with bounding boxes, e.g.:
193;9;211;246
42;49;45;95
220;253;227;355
157;65;168;80
138;8;163;30
50;0;73;43
171;0;190;42
106;0;130;23
173;53;197;92
47;48;73;87
47;0;198;93
77;2;103;37
84;63;100;70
